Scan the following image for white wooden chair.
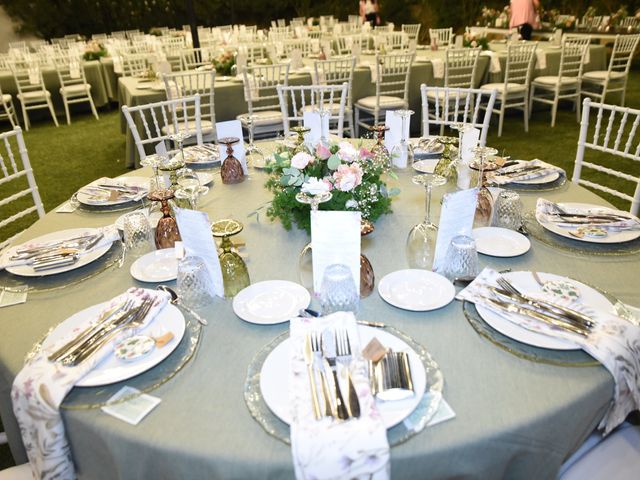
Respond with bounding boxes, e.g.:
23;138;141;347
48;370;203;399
429;27;453;47
620;17;640;30
277;83;348;137
237;43;267;65
354;52;414;136
0;84;19;128
479;42;537;136
402;24;421;42
572;98;640;216
314;57;356;137
121;53;150;77
9;61;58;131
181;47;214;70
238;63;290;144
442;47;481;89
122;94;204;164
0;127;45;250
53;54;99;124
281;39;312;57
581;34;640;106
162;70;216;142
530;36;590;127
421;85;496;147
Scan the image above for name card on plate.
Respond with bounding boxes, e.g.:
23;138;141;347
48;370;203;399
216;120;248;174
384;110;411;168
303;111;329;146
311;211;361;293
432;188;478;273
175;208;224;298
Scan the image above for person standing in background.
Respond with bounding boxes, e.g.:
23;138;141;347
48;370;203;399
359;0;380;27
510;0;540;40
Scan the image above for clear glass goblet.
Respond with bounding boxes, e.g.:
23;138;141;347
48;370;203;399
175;168;209;209
391;109;414;168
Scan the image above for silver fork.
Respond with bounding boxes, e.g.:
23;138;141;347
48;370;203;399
335;329;360;418
311;332;333;418
322;333;349;420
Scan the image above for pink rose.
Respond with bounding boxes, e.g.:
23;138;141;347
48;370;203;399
337;141;357;162
333;163;363;192
316;143;331;160
359;147;374;159
291;151;314;170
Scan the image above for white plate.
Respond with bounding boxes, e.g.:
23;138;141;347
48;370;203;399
42;302;185;387
77;177;149;207
115;208;163;231
476;271;614;350
472;227;531;257
412;159;438;173
378;270;455;311
197;172;214;185
233;280;311;325
512;170;560;185
259;325;427;429
537;202;640;244
130;248;178;282
5;228;113;277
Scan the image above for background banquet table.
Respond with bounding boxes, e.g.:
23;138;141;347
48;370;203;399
115;43;605;168
0;144;637;478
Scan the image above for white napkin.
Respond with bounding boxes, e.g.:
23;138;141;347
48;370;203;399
113;55;123;74
457;268;640;435
431;58;444;79
69;59;81;79
535;49;547;70
0;226;120;271
489;159;562;185
290;313;390;480
535;198;640;231
12;288;170;479
481;50;501;74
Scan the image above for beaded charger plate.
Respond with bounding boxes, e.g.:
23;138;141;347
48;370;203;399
244;323;444;447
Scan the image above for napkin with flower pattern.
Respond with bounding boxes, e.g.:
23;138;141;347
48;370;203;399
290;312;390;479
458;268;640;435
536;198;640;231
489;159;562;185
12;288;169;480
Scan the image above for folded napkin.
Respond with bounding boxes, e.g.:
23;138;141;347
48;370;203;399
489;159;562;185
535;49;547;70
431;58;444;79
536;198;640;231
0;226;120;271
481;50;501;74
458;268;640;435
290;312;390;480
79;177;148;204
12;288;169;479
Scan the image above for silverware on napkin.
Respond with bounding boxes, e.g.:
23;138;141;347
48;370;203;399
303;334;322;420
322;331;350;420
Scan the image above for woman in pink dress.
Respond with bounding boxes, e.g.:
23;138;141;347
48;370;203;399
510;0;541;40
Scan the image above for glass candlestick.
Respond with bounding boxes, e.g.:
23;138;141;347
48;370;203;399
290;126;312;155
296;190;333;290
147;189;181;249
314;107;331;149
211;218;250;298
219;136;245;184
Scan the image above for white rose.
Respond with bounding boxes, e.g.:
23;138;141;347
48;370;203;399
337;141;357;162
301;177;330;195
345;199;358;209
291;152;314;170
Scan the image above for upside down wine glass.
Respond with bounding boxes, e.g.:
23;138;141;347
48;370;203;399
406;172;447;270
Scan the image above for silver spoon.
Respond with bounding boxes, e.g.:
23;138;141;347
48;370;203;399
157;285;208;326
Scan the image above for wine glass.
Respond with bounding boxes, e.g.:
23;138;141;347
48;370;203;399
391;109;414;168
141;153;165;192
168;131;192;164
450;122;472;163
406;172;447;269
245;116;264;165
175;168;209;210
211;219;250;298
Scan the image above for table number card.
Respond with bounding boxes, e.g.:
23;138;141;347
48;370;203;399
303;111;329;146
310;211;361;293
216;120;248;174
432;188;478;273
175;208;225;298
384;110;411;168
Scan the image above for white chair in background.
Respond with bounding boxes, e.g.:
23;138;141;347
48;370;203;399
181;47;214;70
530;36;590;127
163;70;216;142
9;61;58;131
122;94;204;164
420;85;496;146
354;52;414;136
277;83;348;137
314;57;356;137
0;84;19;128
0;127;45;250
402;24;421;43
572;98;640;216
121;53;150;77
53;54;99;124
479;42;537;136
429;27;453;47
442;47;481;89
581;34;640;106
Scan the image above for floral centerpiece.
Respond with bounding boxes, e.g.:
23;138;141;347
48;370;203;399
463;32;489;50
212;50;236;76
478;7;498;27
83;40;107;61
264;141;397;232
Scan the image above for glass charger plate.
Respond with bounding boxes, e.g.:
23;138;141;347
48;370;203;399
0;242;125;294
24;307;203;409
489;171;568;192
523;213;640;256
244;323;444;447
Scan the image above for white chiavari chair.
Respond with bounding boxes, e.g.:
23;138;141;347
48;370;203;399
442;47;481;89
9;60;58;130
429;27;453;47
121;53;150;77
52;53;99;124
530;36;590;127
0;127;45;250
421;85;496;146
620;16;640;30
572;98;640;216
0;83;19;128
314;57;356;137
402;24;421;42
180;47;213;70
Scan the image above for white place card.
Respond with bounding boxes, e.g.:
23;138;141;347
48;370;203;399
0;287;28;308
384;110;411;168
303;111;329;146
101;386;161;425
454;34;463;48
310;211;361;294
174;208;225;298
290;49;303;70
432;188;478;273
216;120;248;174
460;127;480;165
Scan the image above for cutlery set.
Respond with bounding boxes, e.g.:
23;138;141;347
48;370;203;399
369;351;413;399
9;233;104;271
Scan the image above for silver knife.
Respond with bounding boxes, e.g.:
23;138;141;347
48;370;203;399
303;334;322;420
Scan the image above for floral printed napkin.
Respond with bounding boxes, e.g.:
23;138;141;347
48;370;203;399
489;159;562;185
536;198;640;231
12;287;169;480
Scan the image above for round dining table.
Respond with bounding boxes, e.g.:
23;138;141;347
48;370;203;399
0;145;637;479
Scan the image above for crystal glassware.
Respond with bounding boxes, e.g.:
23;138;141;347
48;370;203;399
147;189;181;249
123;211;153;259
450;122;473;163
168;131;192;166
406;173;447;269
245;116;264;166
493;190;524;230
157;154;186;190
319;263;360;315
368;124;390;162
391;109;414;169
441;235;479;282
141;153;165;192
315;107;331;150
471;146;499;228
296;190;333;290
211;218;250;298
177;255;216;308
174;168;209;210
290;126;312;155
219;136;245;184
